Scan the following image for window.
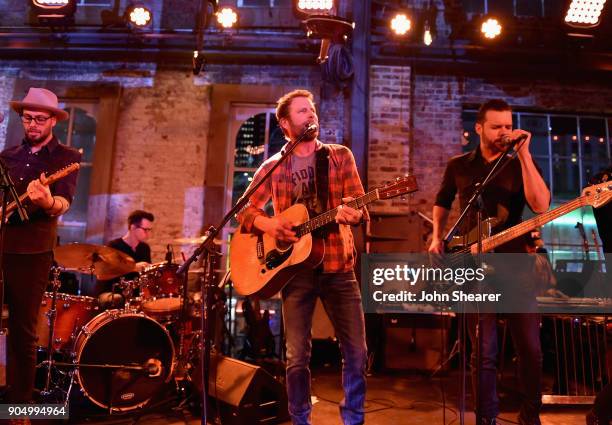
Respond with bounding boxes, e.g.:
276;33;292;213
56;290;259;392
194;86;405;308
223;105;286;357
463;0;551;18
77;0;113;6
225;106;285;232
54;103;98;244
461;109;611;264
237;0;291;7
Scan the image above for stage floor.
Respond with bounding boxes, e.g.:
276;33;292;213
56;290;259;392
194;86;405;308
65;366;591;425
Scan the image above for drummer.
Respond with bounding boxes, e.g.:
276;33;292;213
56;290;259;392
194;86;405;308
99;210;154;308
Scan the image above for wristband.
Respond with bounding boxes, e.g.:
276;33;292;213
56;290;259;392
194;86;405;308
45;197;56;212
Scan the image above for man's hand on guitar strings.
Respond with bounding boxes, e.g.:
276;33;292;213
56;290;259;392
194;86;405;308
335;197;363;226
27;172;54;209
259;215;298;243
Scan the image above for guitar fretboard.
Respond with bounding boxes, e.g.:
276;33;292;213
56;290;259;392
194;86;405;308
482;196;586;251
294;190;379;237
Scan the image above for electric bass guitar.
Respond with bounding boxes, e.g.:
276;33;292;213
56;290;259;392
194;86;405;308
230;175;419;298
446;180;612;253
5;163;80;221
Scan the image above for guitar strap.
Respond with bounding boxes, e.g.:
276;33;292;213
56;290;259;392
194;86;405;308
314;145;330;238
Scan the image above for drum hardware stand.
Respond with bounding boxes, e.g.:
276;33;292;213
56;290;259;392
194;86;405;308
40;267;63;395
177;123;316;425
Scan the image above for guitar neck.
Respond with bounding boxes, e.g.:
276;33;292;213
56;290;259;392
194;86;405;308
482;196;587;251
6;174;61;214
294;189;379;237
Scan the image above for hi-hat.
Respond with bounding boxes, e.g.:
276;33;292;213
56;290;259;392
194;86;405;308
54;243;137;280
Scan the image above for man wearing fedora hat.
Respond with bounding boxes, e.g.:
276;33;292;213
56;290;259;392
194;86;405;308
1;87;80;407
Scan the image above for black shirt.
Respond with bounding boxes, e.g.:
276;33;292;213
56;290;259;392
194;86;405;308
107;238;151;282
107;237;151;263
434;146;545;252
1;136;81;254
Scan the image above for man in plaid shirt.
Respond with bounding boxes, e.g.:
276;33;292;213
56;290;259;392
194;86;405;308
237;89;368;425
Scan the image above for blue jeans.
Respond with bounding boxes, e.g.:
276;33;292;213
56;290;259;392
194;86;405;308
468;313;542;419
281;269;367;425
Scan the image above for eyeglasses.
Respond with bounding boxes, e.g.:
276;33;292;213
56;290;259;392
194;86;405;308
138;226;153;233
21;114;53;125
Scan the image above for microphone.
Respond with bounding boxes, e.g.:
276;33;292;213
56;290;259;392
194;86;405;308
501;133;528;150
305;122;318;134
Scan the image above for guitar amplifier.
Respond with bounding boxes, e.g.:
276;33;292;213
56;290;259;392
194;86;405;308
382;314;451;372
366;213;426;253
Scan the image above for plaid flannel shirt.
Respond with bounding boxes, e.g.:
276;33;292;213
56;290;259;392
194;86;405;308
236;140;368;273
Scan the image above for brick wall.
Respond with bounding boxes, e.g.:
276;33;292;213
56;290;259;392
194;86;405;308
106;69;210;257
2;58;611;258
370;68;612;247
0;61;345;260
368;65;412;214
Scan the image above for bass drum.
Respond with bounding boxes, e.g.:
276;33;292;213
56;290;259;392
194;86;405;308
74;311;175;412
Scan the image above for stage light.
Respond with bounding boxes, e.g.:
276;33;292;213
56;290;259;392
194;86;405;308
565;0;607;27
217;7;238;29
30;0;76;23
303;14;353;64
296;0;335;15
481;17;502;39
423;24;433;45
126;5;152;27
390;13;411;36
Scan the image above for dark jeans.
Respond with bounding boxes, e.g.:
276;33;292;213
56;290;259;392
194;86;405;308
281;269;367;425
468;313;542;419
3;252;52;403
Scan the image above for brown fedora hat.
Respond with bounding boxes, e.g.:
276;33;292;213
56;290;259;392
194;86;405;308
9;87;69;121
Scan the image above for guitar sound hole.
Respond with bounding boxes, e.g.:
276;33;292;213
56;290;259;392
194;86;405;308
276;240;292;252
265;247;293;270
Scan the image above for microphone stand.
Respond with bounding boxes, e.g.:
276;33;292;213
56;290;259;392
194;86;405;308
443;140;521;425
177;124;317;425
0;159;29;369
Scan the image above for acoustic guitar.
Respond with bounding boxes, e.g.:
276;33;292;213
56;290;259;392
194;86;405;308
230;176;419;299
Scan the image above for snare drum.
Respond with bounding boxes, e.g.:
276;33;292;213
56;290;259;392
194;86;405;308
140;263;183;320
36;292;97;351
74;310;175;412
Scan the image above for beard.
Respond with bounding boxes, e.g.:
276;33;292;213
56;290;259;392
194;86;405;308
288;121;318;142
483;135;505;153
25;128;50;145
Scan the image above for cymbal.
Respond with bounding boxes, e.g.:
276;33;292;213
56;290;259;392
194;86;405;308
173;236;223;245
54;243;136;280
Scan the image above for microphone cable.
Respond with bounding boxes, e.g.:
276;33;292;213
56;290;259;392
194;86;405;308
321;43;354;88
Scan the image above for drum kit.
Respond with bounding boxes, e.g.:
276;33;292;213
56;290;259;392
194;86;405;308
37;240;216;414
